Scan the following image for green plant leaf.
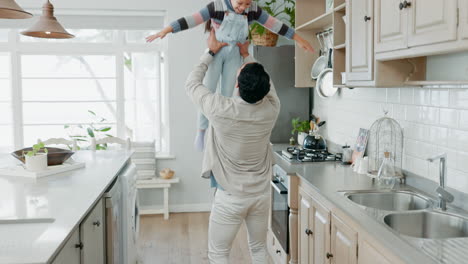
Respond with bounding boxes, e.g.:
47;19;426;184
99;127;111;132
88;110;96;116
64;125;70;129
87;128;95;138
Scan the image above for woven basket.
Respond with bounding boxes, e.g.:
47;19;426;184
251;30;279;47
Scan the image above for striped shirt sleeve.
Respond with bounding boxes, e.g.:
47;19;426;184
170;2;215;33
252;6;295;40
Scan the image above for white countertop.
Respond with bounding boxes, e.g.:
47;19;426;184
0;150;132;264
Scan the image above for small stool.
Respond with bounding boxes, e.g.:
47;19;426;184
136;177;180;220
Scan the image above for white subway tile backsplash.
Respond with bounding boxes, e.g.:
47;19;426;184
449;89;468;109
414;88;431;106
400;88;414;104
429;126;448;146
316;85;468;194
459;110;468;130
440;108;459;128
430;89;450;107
447;168;468;193
456;151;468;174
447;129;468;151
421;107;440;125
386;88;400;103
406;105;420;122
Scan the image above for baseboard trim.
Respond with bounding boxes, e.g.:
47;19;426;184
169;203;212;213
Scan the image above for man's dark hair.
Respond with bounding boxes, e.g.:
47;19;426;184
237;63;270;104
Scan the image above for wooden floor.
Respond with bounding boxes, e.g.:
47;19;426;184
138;212;274;264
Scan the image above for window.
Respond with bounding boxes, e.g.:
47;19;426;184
0;14;168;153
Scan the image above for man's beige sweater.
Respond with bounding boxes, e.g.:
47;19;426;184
185;53;280;196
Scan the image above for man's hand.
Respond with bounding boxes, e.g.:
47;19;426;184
236;40;250;58
207;29;228;54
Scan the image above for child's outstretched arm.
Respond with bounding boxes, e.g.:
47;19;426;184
251;6;314;53
146;2;216;43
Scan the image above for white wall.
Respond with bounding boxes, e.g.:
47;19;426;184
314;53;468;194
18;0;214;210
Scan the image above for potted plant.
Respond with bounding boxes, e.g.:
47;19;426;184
64;110;114;150
24;142;48;171
250;0;295;47
291;117;310;146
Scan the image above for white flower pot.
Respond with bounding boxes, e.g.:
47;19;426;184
298;132;308;146
25;153;48;171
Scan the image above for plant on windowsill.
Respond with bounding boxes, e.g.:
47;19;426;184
23;142;48;171
291;117;310;146
64;110;113;150
249;0;295;47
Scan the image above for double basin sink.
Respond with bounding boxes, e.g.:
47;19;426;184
344;190;468;239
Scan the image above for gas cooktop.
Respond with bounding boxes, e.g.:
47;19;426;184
277;146;342;164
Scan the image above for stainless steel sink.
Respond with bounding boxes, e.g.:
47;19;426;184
345;190;431;211
384;211;468;239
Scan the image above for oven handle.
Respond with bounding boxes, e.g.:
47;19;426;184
271;180;288;194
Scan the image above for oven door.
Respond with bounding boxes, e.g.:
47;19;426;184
270;179;289;253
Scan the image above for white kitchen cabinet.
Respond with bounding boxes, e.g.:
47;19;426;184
375;0;408;52
267;228;289;264
312;201;331;264
346;0;374;81
358;239;392;264
81;199;105;264
295;181;403;264
299;191;313;264
51;229;81;264
298;188;331;264
407;0;458;47
51;199;106;264
460;0;468;40
331;215;357;264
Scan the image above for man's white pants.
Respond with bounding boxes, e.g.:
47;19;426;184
208;189;270;264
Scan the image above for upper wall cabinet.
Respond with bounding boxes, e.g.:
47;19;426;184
375;0;468;62
461;0;468;40
407;0;458;47
346;0;374;81
376;0;457;52
375;0;407;52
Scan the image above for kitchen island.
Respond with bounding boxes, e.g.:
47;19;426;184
0;150;132;264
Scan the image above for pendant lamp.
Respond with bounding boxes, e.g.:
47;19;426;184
0;0;33;19
20;0;74;39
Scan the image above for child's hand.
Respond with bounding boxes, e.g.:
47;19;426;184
294;34;315;53
146;31;166;43
146;26;173;43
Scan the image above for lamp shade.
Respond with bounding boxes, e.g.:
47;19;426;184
20;0;74;39
0;0;33;19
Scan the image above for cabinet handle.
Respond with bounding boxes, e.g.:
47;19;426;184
364;16;371;22
326;253;334;259
305;228;313;236
276;249;281;254
399;1;411;10
75;242;83;250
93;220;101;227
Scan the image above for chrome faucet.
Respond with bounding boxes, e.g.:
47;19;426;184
427;153;454;211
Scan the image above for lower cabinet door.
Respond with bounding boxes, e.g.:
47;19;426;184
358;239;392;264
81;199;105;264
331;215;358;264
51;229;80;264
312;200;331;264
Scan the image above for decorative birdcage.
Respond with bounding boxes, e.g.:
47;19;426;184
367;113;404;179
